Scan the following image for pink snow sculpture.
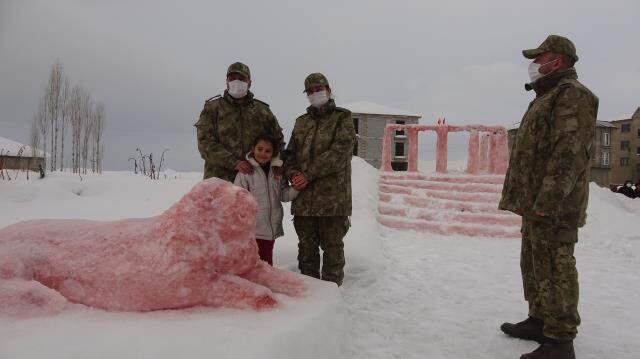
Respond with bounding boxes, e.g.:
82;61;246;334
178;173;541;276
488;131;509;175
377;120;517;238
379;120;509;175
0;178;306;317
435;118;449;173
466;130;480;174
478;133;490;173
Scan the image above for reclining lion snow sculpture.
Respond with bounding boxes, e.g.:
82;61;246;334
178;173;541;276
0;178;306;316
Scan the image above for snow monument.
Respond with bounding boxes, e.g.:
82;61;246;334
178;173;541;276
377;119;521;238
0;178;306;317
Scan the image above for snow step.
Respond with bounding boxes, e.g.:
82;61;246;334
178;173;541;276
378;204;521;227
379;193;506;215
377;172;518;238
380;173;506;185
377;214;520;238
379;184;502;203
379;179;503;194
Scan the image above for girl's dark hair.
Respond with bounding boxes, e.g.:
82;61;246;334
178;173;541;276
252;134;279;156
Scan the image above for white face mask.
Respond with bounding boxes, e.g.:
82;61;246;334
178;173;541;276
307;90;329;108
227;80;249;99
528;59;559;83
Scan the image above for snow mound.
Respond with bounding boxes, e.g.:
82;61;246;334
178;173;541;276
0;178;306;315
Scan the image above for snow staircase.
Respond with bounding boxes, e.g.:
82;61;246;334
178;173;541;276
377;172;521;238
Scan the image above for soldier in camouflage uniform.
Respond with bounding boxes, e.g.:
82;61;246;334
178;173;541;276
499;35;598;359
284;73;356;286
195;62;284;182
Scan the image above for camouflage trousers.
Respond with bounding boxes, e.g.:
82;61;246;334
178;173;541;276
293;216;349;286
520;218;580;341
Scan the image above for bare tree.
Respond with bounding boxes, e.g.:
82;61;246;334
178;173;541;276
80;91;94;174
128;157;138;174
69;86;83;173
30;62;108;175
46;62;63;171
30;114;41;158
36;97;48;169
59;78;70;171
136;148;147;175
158;149;169;175
92;103;105;173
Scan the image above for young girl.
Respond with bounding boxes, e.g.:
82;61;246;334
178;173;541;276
234;135;298;266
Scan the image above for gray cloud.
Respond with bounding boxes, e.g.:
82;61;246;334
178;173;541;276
1;0;638;171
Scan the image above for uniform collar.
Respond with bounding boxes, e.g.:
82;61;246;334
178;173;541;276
306;99;336;118
223;90;255;106
525;68;578;95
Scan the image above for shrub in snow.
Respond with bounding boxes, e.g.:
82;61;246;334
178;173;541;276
0;178;306;317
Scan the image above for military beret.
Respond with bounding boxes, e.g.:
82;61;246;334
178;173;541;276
227;62;251;80
522;35;578;62
303;73;330;93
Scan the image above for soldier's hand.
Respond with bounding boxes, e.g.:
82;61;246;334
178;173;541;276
292;172;308;190
235;161;254;175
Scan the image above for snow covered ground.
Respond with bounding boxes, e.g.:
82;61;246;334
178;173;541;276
1;159;639;358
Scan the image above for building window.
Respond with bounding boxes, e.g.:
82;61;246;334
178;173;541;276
621;140;630;151
602;150;610;166
395;142;405;157
353;117;359;134
621;124;631;133
621;157;630;166
602;131;610;146
637;128;640;137
396;120;405;136
637;147;640;156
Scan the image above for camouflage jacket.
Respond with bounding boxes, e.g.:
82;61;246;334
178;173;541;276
499;68;599;229
284;100;356;216
194;91;284;182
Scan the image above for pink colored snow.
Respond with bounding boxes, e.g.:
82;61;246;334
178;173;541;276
380;120;509;175
0;178;306;317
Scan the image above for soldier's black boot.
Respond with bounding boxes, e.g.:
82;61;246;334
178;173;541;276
500;316;546;343
520;340;575;359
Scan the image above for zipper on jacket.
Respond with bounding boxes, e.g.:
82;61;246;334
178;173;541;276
261;166;276;240
308;118;321;214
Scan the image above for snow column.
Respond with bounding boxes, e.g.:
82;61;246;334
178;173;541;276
478;133;490;173
466;130;479;175
435;124;448;173
489;130;509;174
407;127;419;172
380;124;394;171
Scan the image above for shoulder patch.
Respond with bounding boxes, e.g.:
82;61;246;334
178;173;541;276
205;95;221;103
253;98;270;107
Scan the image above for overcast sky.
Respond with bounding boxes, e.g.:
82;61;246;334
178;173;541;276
1;0;638;171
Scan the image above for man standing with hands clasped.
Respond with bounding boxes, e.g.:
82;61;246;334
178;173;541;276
195;62;283;182
499;35;598;359
285;73;356;286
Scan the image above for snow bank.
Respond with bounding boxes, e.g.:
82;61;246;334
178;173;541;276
0;170;347;359
0;278;345;359
2;161;639;359
0;178;306;314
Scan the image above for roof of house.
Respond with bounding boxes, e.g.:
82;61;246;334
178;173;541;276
597;120;617;128
340;101;421;118
0;136;47;157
